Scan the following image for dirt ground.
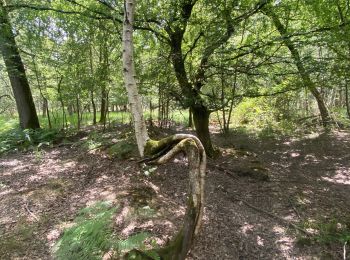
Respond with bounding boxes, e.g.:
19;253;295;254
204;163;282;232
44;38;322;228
0;126;349;259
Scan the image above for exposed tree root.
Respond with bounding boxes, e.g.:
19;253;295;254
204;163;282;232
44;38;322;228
127;134;206;260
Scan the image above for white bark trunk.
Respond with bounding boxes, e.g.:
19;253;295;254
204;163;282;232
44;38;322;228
122;0;149;156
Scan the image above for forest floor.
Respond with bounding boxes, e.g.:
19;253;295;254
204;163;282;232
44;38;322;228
0;124;349;259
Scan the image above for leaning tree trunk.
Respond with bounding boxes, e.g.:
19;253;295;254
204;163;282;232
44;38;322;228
122;2;206;259
263;8;331;128
0;1;40;129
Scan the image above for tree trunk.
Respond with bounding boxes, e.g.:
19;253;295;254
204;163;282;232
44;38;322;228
192;105;215;157
99;85;107;123
225;70;238;133
76;95;80;130
122;0;149;157
337;3;350;120
188;107;193;128
42;98;47;117
346;83;350;120
91;90;97;124
57;76;66;129
89;44;97;125
168;35;215;155
31;55;51;128
0;1;40;129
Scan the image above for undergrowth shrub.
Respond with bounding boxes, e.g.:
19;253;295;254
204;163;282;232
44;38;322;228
54;202;116;260
0;128;61;154
108;140;137;159
297;218;350;246
54;201;160;260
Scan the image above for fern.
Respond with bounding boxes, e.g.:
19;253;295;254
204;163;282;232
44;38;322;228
54;202;116;260
54;201;160;260
116;232;151;252
116;232;161;260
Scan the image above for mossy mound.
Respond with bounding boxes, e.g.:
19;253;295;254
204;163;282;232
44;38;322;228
108;141;138;159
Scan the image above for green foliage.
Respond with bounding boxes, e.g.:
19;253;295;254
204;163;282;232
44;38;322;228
54;202;116;260
0;217;46;258
54;201;160;260
230;97;299;137
297;218;350;246
108;140;137;159
117;232;150;253
0;127;61;154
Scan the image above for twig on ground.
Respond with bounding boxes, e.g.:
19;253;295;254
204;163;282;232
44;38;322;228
287;197;302;220
24;202;39;222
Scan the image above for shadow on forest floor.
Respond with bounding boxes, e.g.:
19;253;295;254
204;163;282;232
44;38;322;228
0;125;349;259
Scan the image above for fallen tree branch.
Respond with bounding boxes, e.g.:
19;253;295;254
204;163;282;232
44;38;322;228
208;162;238;179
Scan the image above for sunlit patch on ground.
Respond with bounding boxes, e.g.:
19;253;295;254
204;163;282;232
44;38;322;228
322;167;350;185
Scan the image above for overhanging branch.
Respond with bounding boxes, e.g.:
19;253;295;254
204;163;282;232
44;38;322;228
6;3;117;21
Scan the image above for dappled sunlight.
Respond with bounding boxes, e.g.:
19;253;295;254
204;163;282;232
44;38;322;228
0;187;13;197
256;235;264;246
322;167;350;185
272;225;295;258
304;154;319;163
0;125;349;259
115;205;131;225
2;162;33;176
290;152;300;158
122;221;137;236
84;187;117;204
0;159;22;167
240;222;255;236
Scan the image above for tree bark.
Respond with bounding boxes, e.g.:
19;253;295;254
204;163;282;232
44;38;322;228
0;1;40;129
141;134;206;260
188;107;193;128
57;76;66;129
192;105;215;157
168;27;215;155
91;90;97;124
42;98;47;117
99;85;107;123
346;83;350;119
76;95;80;129
89;44;97;125
122;0;149;157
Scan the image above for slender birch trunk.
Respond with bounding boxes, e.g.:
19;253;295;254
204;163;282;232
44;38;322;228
122;0;149;156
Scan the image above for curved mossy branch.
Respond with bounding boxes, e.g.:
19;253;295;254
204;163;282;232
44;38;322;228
128;134;206;260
